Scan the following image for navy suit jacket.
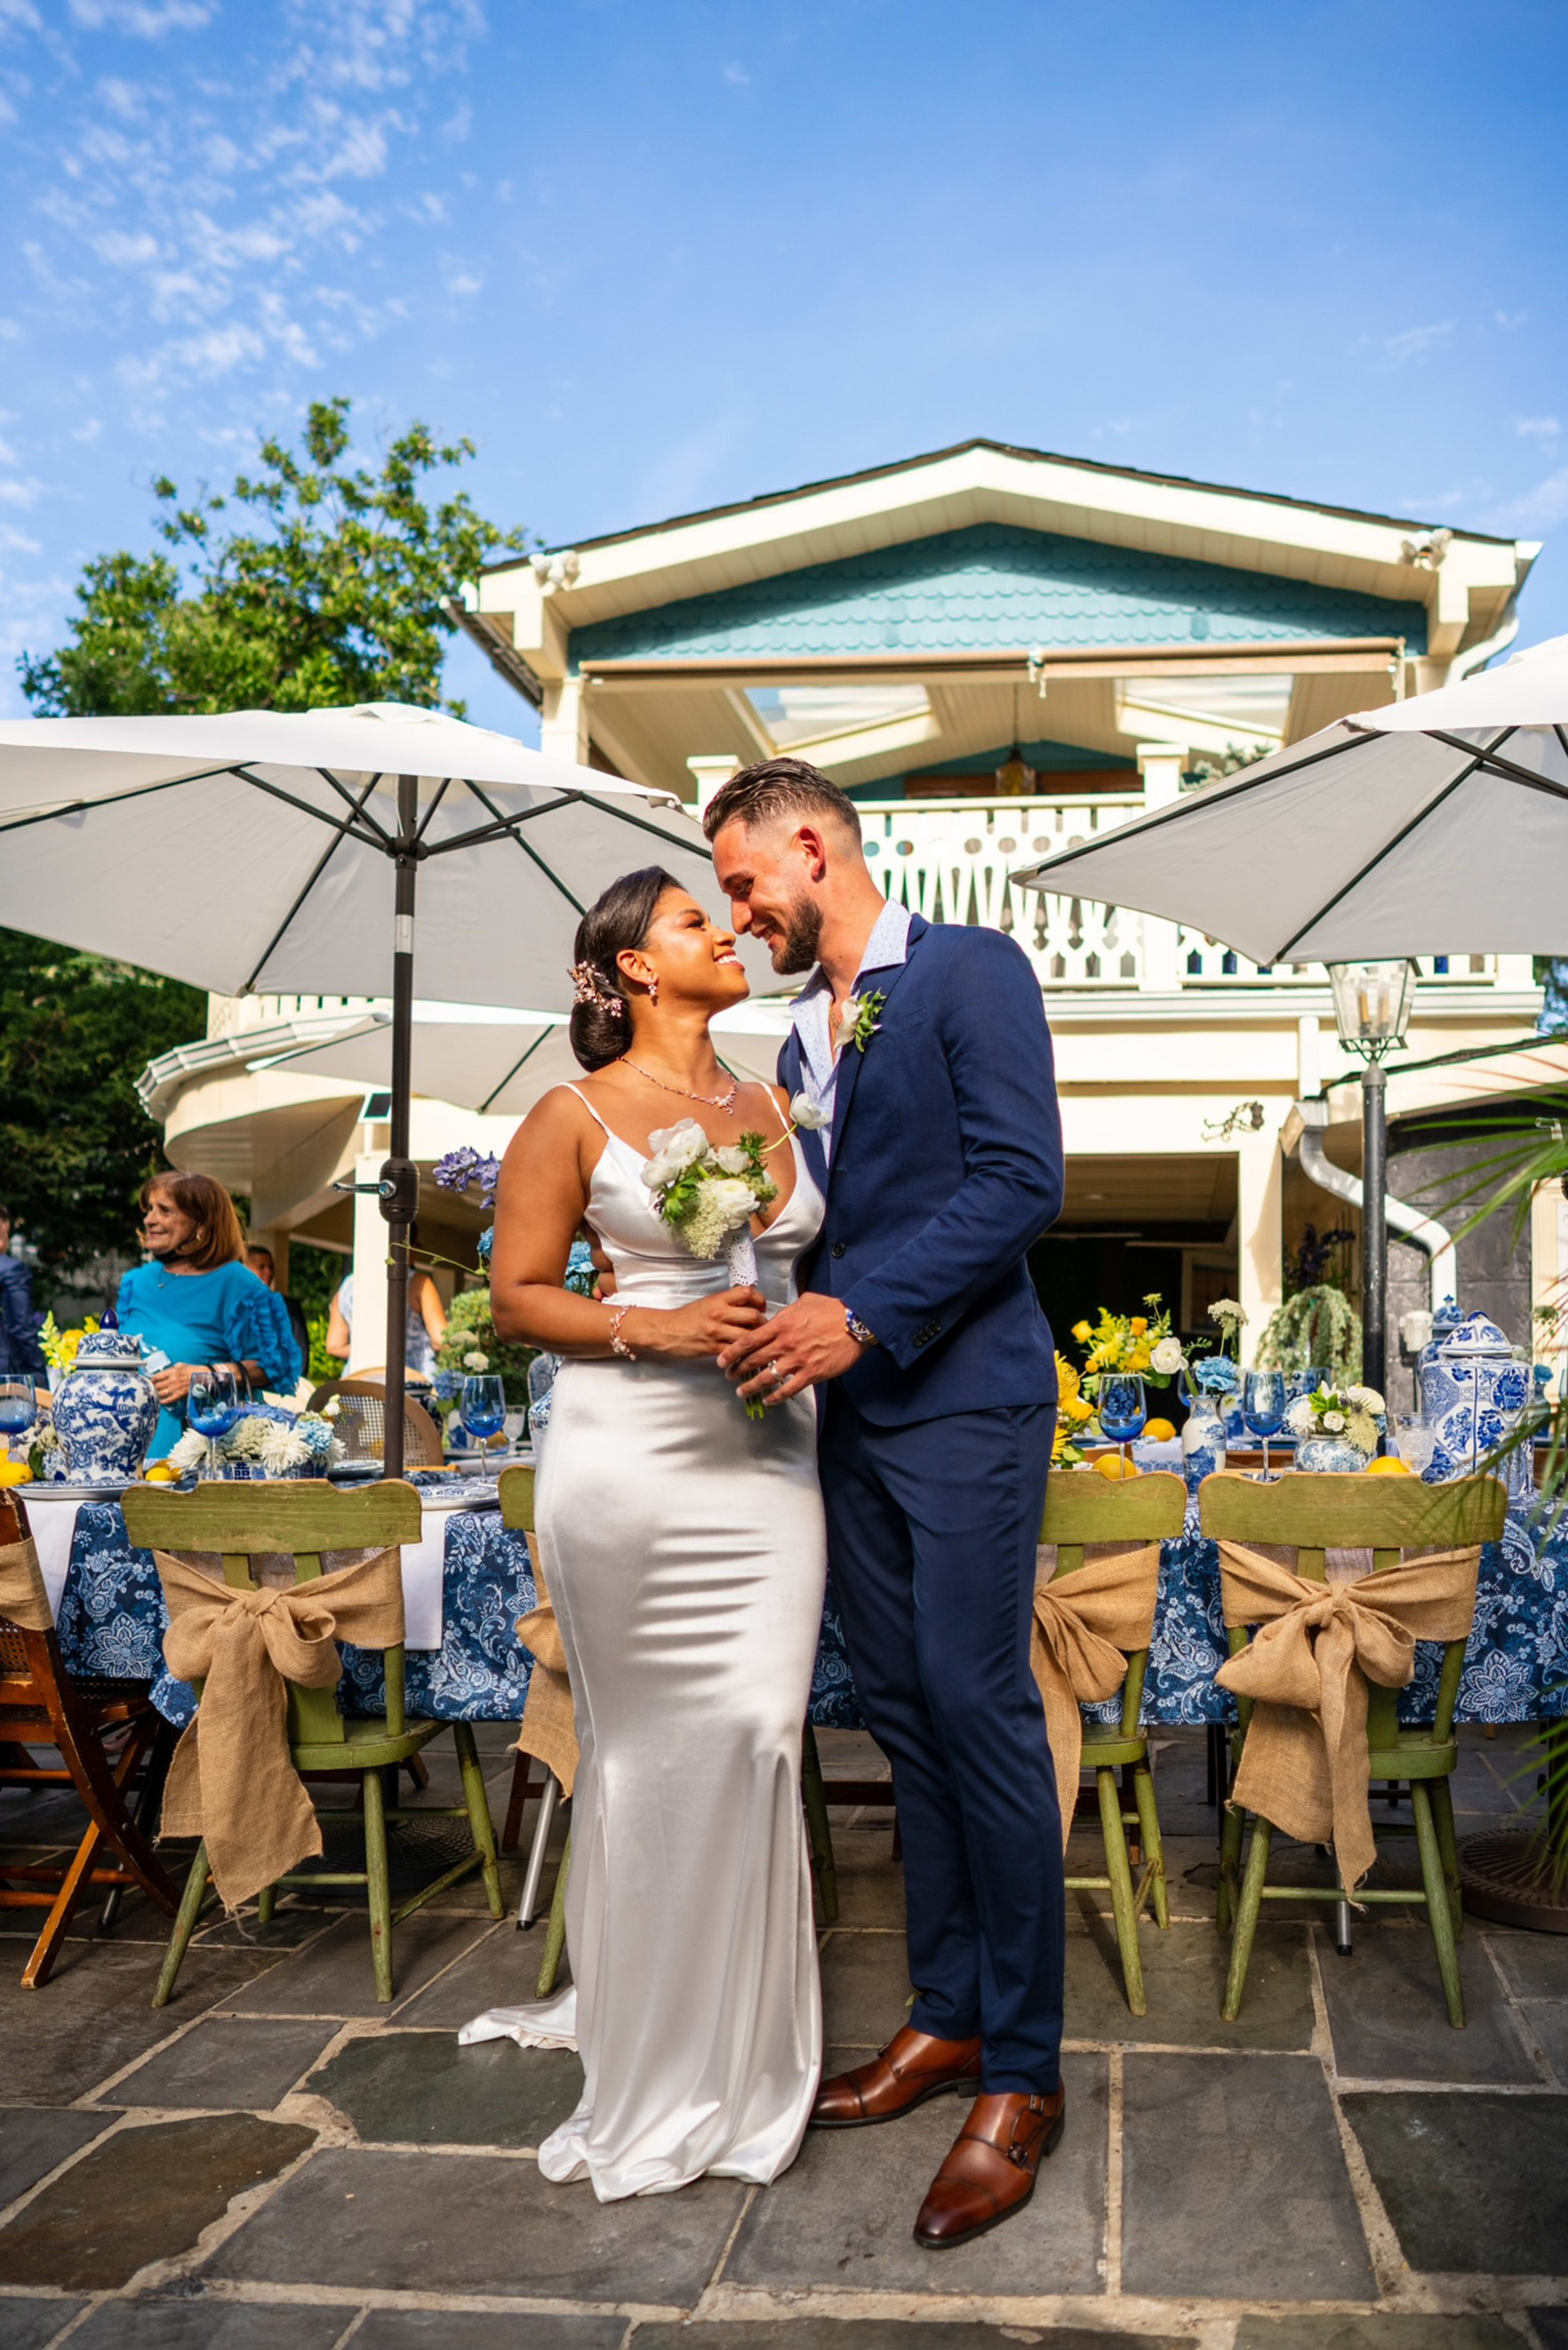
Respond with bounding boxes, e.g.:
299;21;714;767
779;913;1063;1428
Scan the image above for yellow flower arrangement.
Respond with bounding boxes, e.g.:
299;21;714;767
38;1312;99;1375
1052;1353;1098;1463
1071;1293;1183;1396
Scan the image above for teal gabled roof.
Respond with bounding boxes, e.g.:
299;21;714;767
568;523;1428;669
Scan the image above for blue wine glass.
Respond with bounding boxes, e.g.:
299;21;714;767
1243;1369;1286;1482
187;1368;240;1481
0;1379;37;1466
1098;1372;1147;1479
461;1373;507;1479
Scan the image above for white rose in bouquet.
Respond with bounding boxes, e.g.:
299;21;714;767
1322;1409;1346;1433
463;1350;490;1372
641;1118;710;1191
1150;1336;1185;1375
713;1145;752;1176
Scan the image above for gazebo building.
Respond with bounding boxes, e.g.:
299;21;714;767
143;440;1562;1401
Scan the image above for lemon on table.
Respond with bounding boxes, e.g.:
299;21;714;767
0;1460;33;1486
143;1461;179;1483
1365;1455;1412;1476
1094;1453;1141;1480
1143;1417;1176;1444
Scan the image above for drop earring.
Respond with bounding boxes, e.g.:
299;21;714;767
648;976;659;1005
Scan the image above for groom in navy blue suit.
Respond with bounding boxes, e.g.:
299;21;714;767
710;758;1066;2250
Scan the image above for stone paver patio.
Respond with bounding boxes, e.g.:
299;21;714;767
1;1724;1564;2349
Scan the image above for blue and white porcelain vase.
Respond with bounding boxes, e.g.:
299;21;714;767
1420;1309;1530;1486
1180;1403;1227;1488
51;1326;159;1486
1296;1436;1373;1473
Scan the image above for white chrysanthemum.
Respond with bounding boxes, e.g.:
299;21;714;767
1151;1336;1185;1374
791;1091;830;1131
167;1430;207;1471
258;1421;310;1475
463;1350;490;1372
1285;1396;1316;1437
682;1175;758;1259
713;1145;751;1176
1345;1385;1385;1414
1321;1409;1346;1433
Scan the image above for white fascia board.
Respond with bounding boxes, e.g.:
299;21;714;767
480;446;1526;662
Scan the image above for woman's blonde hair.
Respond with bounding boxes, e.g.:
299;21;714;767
138;1170;245;1275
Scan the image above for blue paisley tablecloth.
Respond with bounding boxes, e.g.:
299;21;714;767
49;1490;1568;1734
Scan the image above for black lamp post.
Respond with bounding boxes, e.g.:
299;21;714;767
1325;960;1418;1398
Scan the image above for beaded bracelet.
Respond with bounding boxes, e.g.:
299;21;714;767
606;1302;637;1361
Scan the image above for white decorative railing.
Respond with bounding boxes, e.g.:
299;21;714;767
208;993;370;1040
856;795;1517;995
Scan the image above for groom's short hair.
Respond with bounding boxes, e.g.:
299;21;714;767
701;757;863;849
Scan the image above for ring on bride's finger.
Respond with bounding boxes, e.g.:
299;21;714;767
767;1359;781;1381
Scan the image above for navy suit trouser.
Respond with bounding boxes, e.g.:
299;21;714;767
818;1390;1063;2092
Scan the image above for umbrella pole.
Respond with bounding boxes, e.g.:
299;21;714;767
1361;1060;1388;1408
381;774;421;1483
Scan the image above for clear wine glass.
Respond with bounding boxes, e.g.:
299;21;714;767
187;1368;240;1481
1394;1414;1436;1479
0;1379;37;1466
1243;1369;1286;1482
461;1373;507;1480
1098;1372;1147;1479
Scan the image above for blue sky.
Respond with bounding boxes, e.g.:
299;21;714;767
1;0;1564;733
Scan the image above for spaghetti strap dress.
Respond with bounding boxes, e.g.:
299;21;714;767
460;1086;828;2200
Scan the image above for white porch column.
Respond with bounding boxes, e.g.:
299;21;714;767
686;754;740;813
346;1153;389;1376
1135;742;1187;990
1236;1125;1284;1350
541;675;589;767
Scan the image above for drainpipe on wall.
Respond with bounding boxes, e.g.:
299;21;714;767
1288;1096;1457;1314
1446;599;1521;685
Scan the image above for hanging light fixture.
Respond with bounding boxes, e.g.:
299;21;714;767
994;684;1034;797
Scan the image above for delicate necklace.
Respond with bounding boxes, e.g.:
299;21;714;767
619;1057;739;1112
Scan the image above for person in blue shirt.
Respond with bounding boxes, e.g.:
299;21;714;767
0;1202;46;1381
117;1172;302;1459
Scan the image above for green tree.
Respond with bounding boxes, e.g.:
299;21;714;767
20;395;527;719
0;933;207;1284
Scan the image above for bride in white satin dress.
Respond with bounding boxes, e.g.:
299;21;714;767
460;866;827;2201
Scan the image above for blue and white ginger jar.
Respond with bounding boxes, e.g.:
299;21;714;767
52;1327;159;1485
1419;1309;1530;1486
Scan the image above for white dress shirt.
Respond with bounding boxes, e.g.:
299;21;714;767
789;896;911;1161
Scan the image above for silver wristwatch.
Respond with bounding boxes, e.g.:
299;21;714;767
844;1305;879;1348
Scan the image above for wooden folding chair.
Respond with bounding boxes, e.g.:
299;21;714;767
495;1464;842;2002
0;1492;180;1986
305;1379;443;1468
1044;1468;1187;2015
1200;1470;1506;2028
120;1480;502;2005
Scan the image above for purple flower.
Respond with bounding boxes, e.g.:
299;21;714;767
433;1147;501;1208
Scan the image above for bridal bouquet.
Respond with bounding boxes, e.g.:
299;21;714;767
641;1118;778;1285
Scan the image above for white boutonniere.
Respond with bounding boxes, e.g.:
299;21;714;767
841;989;886;1054
790;1091;831;1131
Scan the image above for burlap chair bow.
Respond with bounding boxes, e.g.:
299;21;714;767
1215;1540;1481;1895
156;1546;405;1910
0;1535;54;1632
512;1540;578;1796
1031;1541;1162;1850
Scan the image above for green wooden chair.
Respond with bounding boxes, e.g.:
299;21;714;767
496;1464;842;2002
1200;1470;1506;2028
121;1480;503;2006
1043;1468;1187;2016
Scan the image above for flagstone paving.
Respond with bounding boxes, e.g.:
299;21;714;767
0;1722;1563;2348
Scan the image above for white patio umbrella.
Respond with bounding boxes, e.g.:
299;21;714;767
240;995;796;1115
0;701;771;1471
1011;633;1568;1397
1010;632;1568;963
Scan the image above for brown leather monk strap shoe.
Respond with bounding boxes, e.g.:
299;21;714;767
913;2086;1067;2247
810;2025;983;2128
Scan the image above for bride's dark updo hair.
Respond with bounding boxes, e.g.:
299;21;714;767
568;866;680;1071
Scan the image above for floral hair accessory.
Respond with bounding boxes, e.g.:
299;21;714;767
569;960;625;1015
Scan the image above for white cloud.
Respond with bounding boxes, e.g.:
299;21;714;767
0;477;40;506
1369;321;1454;370
92;227;158;264
1495;309;1528;331
0;523;42;552
96;73;147;116
0;0;44;30
69;0;214;33
1515;417;1560;442
723;61;749;84
1501;468;1568;530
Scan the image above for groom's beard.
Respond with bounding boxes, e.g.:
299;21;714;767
765;890;824;975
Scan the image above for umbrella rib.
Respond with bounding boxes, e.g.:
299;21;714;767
1275;744;1494;959
315;768;394;842
418;786;577;856
573;788;715;862
236;769;390;994
460;778;588;913
414;775;455;842
478;1025;557;1115
227;764;389;847
1022;726;1377;879
1422;729;1568;804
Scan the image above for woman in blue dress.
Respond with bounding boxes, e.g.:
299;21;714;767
117;1173;302;1459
